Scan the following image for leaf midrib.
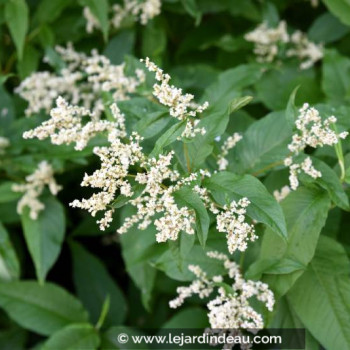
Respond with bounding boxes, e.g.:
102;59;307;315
0;286;84;326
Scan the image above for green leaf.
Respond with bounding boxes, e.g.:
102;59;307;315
120;207;166;310
287;235;350;349
135;113;170;139
156;244;226;281
247;187;330;296
79;0;109;41
0;281;88;335
300;156;349;210
322;49;350;102
0;222;20;281
170;64;219;93
162;307;208;328
186;95;251;170
34;0;71;23
37;24;55;48
17;44;40;79
204;172;287;238
142;18;167;60
230;111;292;175
111;184;145;210
118;97;167;119
44;46;65;71
4;0;29;60
70;242;127;326
256;65;323;110
118;97;169;139
227;0;260;21
285;86;300;129
173;186;210;247
308;12;350;43
167;231;196;273
150;121;186;157
186;139;213;171
270;298;320;350
202;64;262;113
185;107;232;170
0;202;19;225
42;323;100;350
21;196;65;284
0;182;21;203
321;0;350;26
261;1;279;26
194;107;235;145
104;30;135;65
229;96;253;114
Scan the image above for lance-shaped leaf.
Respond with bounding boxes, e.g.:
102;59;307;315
42;323;100;350
0;222;20;281
70;242;127;326
230;111;292;175
287;236;350;349
5;0;29;60
0;281;88;335
247;187;330;296
21;196;65;284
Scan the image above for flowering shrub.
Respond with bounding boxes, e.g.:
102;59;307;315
1;0;350;349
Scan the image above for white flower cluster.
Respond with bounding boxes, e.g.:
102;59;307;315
217;133;242;171
70;132;144;230
245;21;323;69
113;0;161;26
169;251;275;330
117;151;198;242
286;31;323;70
16;44;145;117
273;185;290;202
83;7;101;34
23;97;126;151
284;103;348;190
244;21;289;63
216;198;257;253
0;136;10;155
194;182;258;254
12;161;61;220
193;183;220;215
84;0;161;33
25;55;209;239
142;57;209;139
70;136;199;237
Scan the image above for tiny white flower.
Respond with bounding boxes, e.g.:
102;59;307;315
169;251;275;330
284;104;347;190
12;161;61;220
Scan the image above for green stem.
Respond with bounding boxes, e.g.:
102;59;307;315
252;160;284;176
95;295;110;330
239;251;245;269
183;143;191;173
332;124;346;182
